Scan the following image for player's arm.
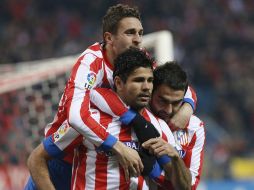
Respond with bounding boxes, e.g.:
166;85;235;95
66;54;118;150
65;54;144;177
143;120;192;189
170;86;197;129
28;123;82;190
142;138;191;190
27;143;55;190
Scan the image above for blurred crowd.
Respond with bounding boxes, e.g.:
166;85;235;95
1;0;254;180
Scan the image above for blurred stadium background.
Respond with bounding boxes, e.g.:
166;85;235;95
1;0;254;189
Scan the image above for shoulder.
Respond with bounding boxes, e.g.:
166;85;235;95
187;115;205;142
188;115;204;130
143;109;172;134
143;109;166;126
78;42;104;64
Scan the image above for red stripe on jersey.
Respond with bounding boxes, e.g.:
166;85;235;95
118;124;132;142
137;176;144;190
141;109;151;122
89;43;101;51
183;133;196;168
89;57;103;75
96;88;128;116
161;131;168;142
119;167;130;190
80;92;109;140
94;154;108;190
72;145;87;190
189;86;197;110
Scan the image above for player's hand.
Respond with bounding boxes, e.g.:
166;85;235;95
112;141;143;181
169;103;193;130
142;138;178;158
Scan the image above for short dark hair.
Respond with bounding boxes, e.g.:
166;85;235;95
113;47;153;83
102;4;141;35
153;61;188;92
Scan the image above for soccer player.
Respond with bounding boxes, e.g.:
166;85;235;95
25;3;197;190
28;48;179;190
142;62;205;190
88;62;204;189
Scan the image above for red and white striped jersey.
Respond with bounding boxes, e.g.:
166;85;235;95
44;43;116;160
44;42;197;164
171;115;205;190
71;106;177;190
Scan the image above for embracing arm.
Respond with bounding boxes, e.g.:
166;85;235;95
170;86;197;129
143;138;191;190
27;144;55;190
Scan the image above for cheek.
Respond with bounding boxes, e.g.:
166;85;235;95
151;99;161;112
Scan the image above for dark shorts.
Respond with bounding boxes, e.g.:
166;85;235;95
24;159;72;190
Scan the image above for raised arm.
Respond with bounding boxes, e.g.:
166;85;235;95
170;86;197;129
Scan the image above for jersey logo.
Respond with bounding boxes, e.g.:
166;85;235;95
96;141;140;157
175;130;189;147
87;72;96;85
53;123;69;141
84;72;96;89
123;141;140;150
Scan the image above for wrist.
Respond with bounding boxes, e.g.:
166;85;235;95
171;154;180;161
111;141;123;155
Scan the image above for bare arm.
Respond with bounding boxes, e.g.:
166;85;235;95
27;144;55;190
143;138;191;190
169;102;193;130
112;141;144;181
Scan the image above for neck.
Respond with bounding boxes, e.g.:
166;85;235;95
118;92;144;114
105;45;115;66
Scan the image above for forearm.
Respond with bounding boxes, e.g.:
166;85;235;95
164;156;191;190
68;93;117;150
27;144;55;190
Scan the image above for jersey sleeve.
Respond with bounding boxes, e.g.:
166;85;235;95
183;86;197;111
89;88;129;118
43;122;83;159
66;52;117;151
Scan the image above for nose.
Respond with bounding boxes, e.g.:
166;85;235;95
142;81;152;92
163;104;173;115
133;33;142;46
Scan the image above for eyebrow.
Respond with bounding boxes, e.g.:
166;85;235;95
158;96;183;104
125;28;143;33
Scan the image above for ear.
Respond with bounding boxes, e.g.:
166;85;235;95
114;76;124;92
104;32;113;45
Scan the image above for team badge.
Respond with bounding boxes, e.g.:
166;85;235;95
87;73;96;85
175;130;189;147
53;123;69;141
84;72;96;89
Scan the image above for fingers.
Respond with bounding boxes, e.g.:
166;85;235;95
129;156;143;177
129;164;138;177
142;138;159;148
123;165;130;182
